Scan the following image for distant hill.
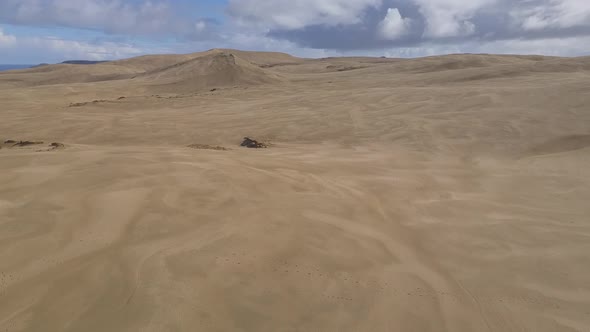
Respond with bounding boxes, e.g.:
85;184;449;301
61;60;109;65
27;61;107;69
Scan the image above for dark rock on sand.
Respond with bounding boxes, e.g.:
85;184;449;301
241;137;268;148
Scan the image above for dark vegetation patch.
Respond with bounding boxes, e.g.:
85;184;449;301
188;144;228;151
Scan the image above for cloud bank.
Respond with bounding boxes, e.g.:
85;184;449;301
1;0;590;63
229;0;590;51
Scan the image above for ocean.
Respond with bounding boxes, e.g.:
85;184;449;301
0;64;33;72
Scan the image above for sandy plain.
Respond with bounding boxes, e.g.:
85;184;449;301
1;49;589;331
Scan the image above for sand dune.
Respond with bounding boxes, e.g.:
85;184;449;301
138;52;284;94
1;50;589;332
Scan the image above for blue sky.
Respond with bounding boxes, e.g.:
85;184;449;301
1;0;590;64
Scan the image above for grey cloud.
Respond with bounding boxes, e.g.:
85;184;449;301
0;0;219;39
226;0;383;30
231;0;590;51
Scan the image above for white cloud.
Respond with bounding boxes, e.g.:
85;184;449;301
195;21;207;33
413;0;497;38
181;31;331;58
0;28;17;47
514;0;590;31
36;37;144;60
227;0;382;29
0;33;153;63
475;35;590;56
378;8;412;40
377;35;590;58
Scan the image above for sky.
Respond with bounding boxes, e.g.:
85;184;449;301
1;0;590;64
